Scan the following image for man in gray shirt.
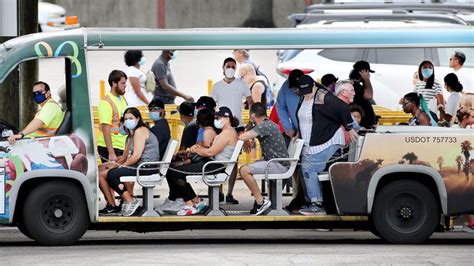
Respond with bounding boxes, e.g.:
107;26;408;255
210;57;252;131
151;50;194;104
239;103;289;216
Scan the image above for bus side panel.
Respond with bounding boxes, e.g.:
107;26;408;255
330;133;474;215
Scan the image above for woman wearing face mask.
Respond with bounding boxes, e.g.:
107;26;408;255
99;107;160;216
167;106;239;216
148;98;171;159
124;50;152;107
239;63;268;109
413;60;445;116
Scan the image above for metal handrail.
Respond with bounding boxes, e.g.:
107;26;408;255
200;160;236;186
135;161;170;187
288;13;469;26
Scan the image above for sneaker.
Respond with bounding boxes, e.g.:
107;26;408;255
462;222;474;233
299;202;326;216
225;194;239;205
99;204;121;215
249;198;271;216
163;198;185;214
177;205;199;216
194;198;208;213
122;198;142;217
219;192;224;203
155;198;175;215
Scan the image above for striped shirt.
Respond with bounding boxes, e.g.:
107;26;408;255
414;80;443;113
298;99;345;155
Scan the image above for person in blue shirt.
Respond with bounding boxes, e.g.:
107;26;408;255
276;70;304;140
275;69;306;213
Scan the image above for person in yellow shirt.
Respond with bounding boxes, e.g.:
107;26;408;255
97;70;128;163
8;81;64;145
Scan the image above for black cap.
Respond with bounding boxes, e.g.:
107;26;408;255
296;75;315;90
288;69;305;88
148;98;165;109
321;74;338;87
194;96;217;110
177;101;195;117
216;106;233;118
353;60;375;73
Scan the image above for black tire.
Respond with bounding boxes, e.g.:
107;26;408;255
21;180;90;246
17;221;33;240
372;179;439;244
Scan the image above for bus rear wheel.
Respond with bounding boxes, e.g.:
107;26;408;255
372;179;439;244
21;180;89;246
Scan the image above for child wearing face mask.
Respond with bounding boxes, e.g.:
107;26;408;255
99;107;160;216
413;60;445;116
148;99;171;159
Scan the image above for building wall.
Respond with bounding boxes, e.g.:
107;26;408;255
55;0;307;28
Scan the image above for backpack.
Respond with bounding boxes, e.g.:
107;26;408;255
145;70;156;93
255;66;275;108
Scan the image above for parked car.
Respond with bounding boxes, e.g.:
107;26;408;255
38;1;66;32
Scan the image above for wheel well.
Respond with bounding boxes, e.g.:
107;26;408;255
12;178;88;224
374;172;442;214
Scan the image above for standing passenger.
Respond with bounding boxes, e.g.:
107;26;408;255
449;51;474;109
151;50;194;104
97;70;128;163
413;60;444;116
440;73;463;125
124;50;152;107
296;75;357;215
239;63;268;108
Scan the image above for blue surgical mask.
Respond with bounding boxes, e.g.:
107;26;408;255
124;119;138;130
139;57;146;66
34;93;47;104
421;68;433;79
214;119;223;129
149;111;161;121
170;51;176;60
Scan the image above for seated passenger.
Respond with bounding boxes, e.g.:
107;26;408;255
440;73;463;125
148;98;171;159
452;107;474;129
400;92;431;126
239;103;289;215
8;81;65;144
167;107;239;216
193;96;217;145
99;107;160;216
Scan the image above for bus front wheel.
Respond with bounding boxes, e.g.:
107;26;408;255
372;179;439;244
21;180;89;246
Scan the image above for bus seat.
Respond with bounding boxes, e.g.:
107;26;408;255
253;138;304;216
120;139;178;217
186;140;244;216
56;110;72;135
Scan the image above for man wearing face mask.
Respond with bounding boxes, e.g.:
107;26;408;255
7;81;65;145
210;57;252;132
151;50;194;104
96;70;129;163
148;98;171;159
295;75;357;215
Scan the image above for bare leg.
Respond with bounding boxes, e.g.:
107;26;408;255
124;182;134;197
226;165;237;196
240;165;263;204
99;168;116;206
185;196;200;206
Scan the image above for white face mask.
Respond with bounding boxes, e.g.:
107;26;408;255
139;57;146;66
224;68;235;79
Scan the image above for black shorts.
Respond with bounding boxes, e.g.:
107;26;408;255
97;146;124;163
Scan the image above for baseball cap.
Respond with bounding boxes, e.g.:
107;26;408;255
288;69;305;88
353;60;375;73
296;75;315;90
194;96;217;110
216;106;233;118
321;74;339;87
177;101;195;116
148;98;165;109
